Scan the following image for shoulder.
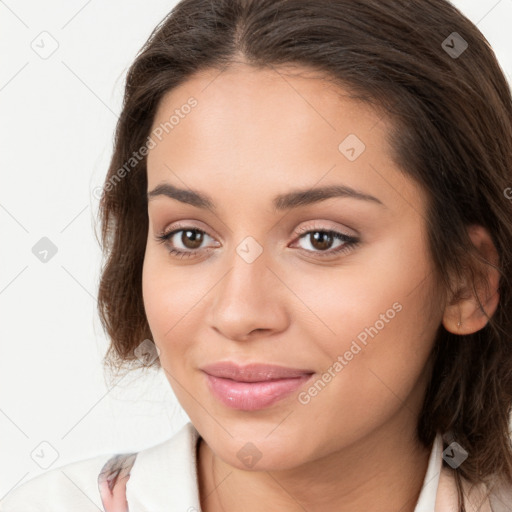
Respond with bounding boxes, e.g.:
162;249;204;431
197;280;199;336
0;423;200;512
0;452;118;511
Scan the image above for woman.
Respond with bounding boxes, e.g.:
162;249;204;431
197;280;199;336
2;0;512;510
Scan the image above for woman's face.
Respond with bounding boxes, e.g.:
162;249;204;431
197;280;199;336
142;63;444;470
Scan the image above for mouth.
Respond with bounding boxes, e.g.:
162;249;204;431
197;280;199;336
200;361;314;411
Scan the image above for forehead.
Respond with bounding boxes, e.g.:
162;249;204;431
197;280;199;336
149;63;384;154
146;63;424;215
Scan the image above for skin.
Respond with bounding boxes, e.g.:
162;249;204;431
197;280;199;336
142;62;500;512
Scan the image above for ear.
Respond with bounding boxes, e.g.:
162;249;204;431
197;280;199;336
442;225;500;335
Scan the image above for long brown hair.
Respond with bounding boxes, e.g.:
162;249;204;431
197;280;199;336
95;0;512;508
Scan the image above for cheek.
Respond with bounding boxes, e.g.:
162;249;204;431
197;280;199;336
289;231;439;435
286;266;436;398
141;247;212;361
307;222;436;345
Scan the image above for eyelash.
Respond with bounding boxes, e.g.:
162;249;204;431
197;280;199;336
154;223;359;260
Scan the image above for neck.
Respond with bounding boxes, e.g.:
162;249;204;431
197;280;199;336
197;409;432;512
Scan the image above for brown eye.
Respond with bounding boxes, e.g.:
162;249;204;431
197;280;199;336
179;229;204;250
155;226;218;259
307;231;335;251
292;227;359;259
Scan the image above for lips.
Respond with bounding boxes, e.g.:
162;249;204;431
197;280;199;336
200;361;314;382
200;361;315;411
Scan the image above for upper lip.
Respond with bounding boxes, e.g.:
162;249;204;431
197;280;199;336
201;362;314;382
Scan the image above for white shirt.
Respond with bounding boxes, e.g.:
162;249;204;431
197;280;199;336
1;421;509;511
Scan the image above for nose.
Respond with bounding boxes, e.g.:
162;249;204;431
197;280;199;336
207;245;290;342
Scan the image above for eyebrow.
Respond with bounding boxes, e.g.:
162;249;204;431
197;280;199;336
147;183;385;211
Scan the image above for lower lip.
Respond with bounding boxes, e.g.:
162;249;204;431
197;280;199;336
204;372;313;411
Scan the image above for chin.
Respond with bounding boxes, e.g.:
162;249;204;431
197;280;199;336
210;431;311;472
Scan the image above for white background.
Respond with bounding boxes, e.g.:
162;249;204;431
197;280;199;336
1;0;511;499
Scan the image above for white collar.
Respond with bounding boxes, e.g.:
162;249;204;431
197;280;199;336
125;421;202;511
414;432;443;511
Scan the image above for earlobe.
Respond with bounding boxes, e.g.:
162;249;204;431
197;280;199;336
442;225;500;335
